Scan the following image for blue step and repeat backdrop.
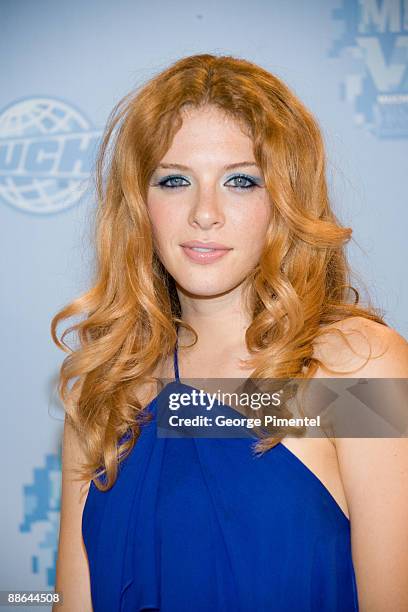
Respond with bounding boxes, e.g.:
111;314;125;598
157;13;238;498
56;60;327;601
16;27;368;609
1;0;407;607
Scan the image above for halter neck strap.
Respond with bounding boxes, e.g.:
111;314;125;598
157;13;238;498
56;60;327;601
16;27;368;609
173;334;180;383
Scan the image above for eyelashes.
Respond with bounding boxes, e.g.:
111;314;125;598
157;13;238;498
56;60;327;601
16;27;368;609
157;176;189;189
154;173;262;191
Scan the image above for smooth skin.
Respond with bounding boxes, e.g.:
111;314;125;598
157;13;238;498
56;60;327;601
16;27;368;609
54;104;408;611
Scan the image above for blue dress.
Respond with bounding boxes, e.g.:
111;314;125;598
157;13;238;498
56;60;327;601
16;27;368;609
82;339;359;611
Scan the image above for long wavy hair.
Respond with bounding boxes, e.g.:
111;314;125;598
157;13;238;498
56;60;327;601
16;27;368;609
51;53;387;491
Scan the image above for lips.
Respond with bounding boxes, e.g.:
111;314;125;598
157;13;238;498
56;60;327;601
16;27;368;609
180;241;232;265
180;240;231;250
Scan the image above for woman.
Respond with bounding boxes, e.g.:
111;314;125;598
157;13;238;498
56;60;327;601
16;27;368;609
52;53;408;611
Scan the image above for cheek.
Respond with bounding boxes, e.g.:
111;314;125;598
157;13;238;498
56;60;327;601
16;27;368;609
147;198;177;244
233;199;271;245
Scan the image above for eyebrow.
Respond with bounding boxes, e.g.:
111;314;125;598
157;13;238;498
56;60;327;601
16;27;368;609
156;161;260;171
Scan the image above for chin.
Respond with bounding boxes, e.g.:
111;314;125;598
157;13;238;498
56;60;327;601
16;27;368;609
174;276;245;298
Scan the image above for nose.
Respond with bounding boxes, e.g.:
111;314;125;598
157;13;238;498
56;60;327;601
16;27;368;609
188;186;225;230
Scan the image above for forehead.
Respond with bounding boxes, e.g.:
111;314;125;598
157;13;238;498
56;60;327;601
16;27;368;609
162;105;254;161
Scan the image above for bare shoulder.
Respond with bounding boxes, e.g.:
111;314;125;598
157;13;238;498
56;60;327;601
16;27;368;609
312;316;408;377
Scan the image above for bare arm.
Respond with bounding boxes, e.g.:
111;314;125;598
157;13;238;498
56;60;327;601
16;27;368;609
317;319;408;611
53;416;93;611
337;435;408;611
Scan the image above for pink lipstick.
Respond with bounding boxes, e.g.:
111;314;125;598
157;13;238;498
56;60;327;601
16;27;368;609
180;240;232;265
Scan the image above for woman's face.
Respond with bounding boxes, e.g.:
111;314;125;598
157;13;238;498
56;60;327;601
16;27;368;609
147;105;271;299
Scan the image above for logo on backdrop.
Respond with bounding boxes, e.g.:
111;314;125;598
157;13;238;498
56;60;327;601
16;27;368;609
330;0;408;138
20;454;61;586
0;96;102;214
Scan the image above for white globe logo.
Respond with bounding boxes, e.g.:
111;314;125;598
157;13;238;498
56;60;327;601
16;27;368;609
0;97;101;214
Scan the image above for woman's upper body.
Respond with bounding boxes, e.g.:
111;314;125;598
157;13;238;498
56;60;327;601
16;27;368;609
54;315;408;612
82;323;359;612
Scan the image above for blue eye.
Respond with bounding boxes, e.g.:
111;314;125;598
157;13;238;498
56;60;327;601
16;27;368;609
225;174;259;190
157;175;189;189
